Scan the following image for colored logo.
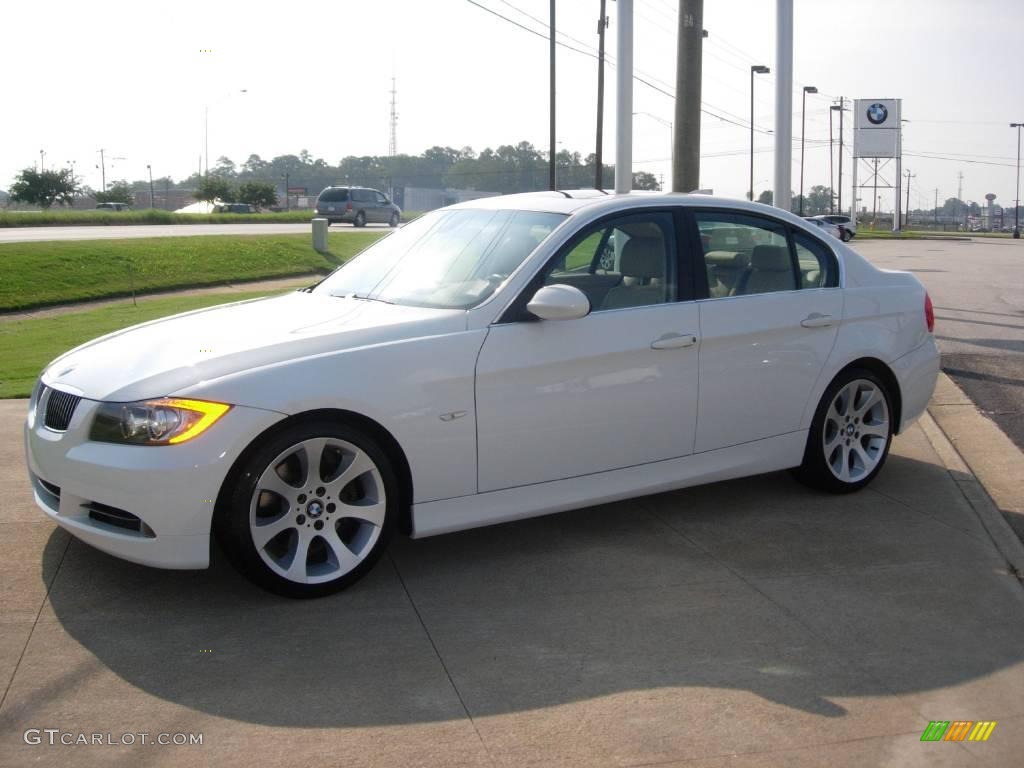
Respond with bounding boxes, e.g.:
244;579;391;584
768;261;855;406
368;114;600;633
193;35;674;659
867;103;889;125
920;721;997;742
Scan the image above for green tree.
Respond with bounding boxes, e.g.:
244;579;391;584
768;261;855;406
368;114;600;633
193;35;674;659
9;167;78;208
95;180;133;205
633;171;661;191
757;190;773;205
194;175;233;202
803;185;834;215
237;181;278;210
213;156;237;177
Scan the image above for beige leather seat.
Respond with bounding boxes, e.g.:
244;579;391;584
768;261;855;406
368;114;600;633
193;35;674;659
735;245;795;295
600;237;666;310
705;251;749;297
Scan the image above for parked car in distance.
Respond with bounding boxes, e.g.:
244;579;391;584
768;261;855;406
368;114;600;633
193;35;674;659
314;186;401;228
804;217;843;240
214;203;257;214
26;191;939;598
814;214;856;241
95;202;131;212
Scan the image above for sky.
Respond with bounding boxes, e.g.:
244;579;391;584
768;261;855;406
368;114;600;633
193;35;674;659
2;0;1022;212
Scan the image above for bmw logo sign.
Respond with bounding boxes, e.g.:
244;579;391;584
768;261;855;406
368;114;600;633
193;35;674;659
867;103;888;125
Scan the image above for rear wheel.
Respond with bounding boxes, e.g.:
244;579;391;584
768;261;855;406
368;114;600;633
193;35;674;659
217;420;397;598
353;210;366;228
794;368;893;493
840;228;852;242
389;212;400;228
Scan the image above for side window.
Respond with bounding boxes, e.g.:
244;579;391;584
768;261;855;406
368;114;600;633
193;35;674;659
695;212;793;298
793;231;838;288
538;212;676;312
375;192;389;204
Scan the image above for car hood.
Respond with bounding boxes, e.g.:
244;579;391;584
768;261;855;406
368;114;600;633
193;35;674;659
42;292;467;402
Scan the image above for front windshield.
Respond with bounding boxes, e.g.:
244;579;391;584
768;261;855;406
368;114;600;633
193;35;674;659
314;208;566;309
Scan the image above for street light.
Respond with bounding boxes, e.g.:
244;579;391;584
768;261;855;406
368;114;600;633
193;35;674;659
204;88;247;176
633;112;673;185
749;65;770;201
147;164;155;209
1011;122;1023;238
39;149;46;172
799;86;817;215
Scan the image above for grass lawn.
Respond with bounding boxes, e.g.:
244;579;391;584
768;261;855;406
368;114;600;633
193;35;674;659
0;290;282;398
0;231;385;311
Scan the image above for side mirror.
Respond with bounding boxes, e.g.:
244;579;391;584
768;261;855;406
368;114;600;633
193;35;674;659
526;284;591;321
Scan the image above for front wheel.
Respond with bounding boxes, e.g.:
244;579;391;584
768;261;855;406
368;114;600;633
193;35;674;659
794;369;893;493
353;210;366;228
217;420;397;598
389;212;400;228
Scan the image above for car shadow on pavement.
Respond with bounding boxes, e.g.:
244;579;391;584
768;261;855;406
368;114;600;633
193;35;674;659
23;460;1024;730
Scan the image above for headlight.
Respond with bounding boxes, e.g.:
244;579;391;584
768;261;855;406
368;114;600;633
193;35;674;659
90;398;231;446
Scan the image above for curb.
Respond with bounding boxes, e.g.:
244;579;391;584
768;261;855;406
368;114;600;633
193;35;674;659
921;373;1024;577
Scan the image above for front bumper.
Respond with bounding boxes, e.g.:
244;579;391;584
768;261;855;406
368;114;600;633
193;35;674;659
24;395;283;569
893;336;941;432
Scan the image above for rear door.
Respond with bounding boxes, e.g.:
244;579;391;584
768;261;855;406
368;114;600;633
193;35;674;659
691;210;843;452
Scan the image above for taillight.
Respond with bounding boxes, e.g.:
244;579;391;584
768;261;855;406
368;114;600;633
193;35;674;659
924;292;934;333
346;202;353;211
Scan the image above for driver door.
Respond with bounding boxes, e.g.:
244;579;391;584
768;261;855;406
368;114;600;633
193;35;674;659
474;210;701;492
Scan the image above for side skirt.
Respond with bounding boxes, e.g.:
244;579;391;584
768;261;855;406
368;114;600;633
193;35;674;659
410;431;806;538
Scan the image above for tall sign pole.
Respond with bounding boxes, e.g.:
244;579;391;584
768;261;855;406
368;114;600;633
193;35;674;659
772;0;793;210
549;1;556;190
615;0;633;194
594;0;607;190
672;0;703;192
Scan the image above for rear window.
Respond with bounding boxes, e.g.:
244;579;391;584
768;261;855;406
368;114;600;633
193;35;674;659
318;188;349;203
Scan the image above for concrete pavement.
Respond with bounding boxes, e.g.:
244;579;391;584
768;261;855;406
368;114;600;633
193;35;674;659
855;237;1024;451
0;223;387;243
1;397;1022;767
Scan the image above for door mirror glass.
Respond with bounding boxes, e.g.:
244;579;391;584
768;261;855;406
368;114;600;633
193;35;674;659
527;284;591;321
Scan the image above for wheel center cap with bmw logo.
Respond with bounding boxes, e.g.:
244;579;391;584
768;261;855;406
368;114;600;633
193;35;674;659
306;500;324;518
867;103;888;125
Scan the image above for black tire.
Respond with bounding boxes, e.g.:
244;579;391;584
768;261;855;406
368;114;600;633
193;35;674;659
216;419;398;598
841;229;852;242
389;212;400;228
353;210;366;228
793;367;894;494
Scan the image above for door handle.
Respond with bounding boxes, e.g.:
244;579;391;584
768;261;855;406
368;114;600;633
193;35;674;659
651;333;698;350
800;313;834;328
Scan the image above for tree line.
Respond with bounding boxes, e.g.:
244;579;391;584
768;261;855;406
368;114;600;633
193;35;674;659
5;142;661;209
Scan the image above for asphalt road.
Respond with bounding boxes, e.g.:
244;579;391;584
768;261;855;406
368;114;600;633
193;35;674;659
0;222;388;243
2;397;1023;767
856;237;1024;451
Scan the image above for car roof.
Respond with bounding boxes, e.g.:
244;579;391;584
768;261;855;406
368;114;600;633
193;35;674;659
447;190;821;226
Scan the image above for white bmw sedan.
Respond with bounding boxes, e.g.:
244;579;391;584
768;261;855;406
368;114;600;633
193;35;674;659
25;192;940;597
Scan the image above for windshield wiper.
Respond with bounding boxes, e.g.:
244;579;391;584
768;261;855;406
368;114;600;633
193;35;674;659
328;292;395;305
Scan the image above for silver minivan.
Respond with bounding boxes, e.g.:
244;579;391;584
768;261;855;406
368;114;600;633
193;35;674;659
314;186;402;227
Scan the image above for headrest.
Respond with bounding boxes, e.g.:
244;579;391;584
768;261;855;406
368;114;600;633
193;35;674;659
708;227;752;251
704;250;748;269
620;237;664;278
750;244;791;271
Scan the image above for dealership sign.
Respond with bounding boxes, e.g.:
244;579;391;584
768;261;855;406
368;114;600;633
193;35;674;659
853;98;901;158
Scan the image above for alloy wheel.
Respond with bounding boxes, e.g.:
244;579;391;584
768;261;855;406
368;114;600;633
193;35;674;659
822;378;890;483
248;437;386;584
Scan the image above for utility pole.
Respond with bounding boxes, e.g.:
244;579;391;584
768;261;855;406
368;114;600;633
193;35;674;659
828;109;835;213
934;187;939;228
549;0;556;191
904;169;915;228
773;0;793;211
836;97;845;214
956;170;964;229
147;164;155;209
98;149;107;193
615;0;633;194
1011;122;1022;238
749;64;770;200
799;86;817;215
672;0;704;193
594;0;608;189
282;173;290;212
39;150;45;172
388;77;398;158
